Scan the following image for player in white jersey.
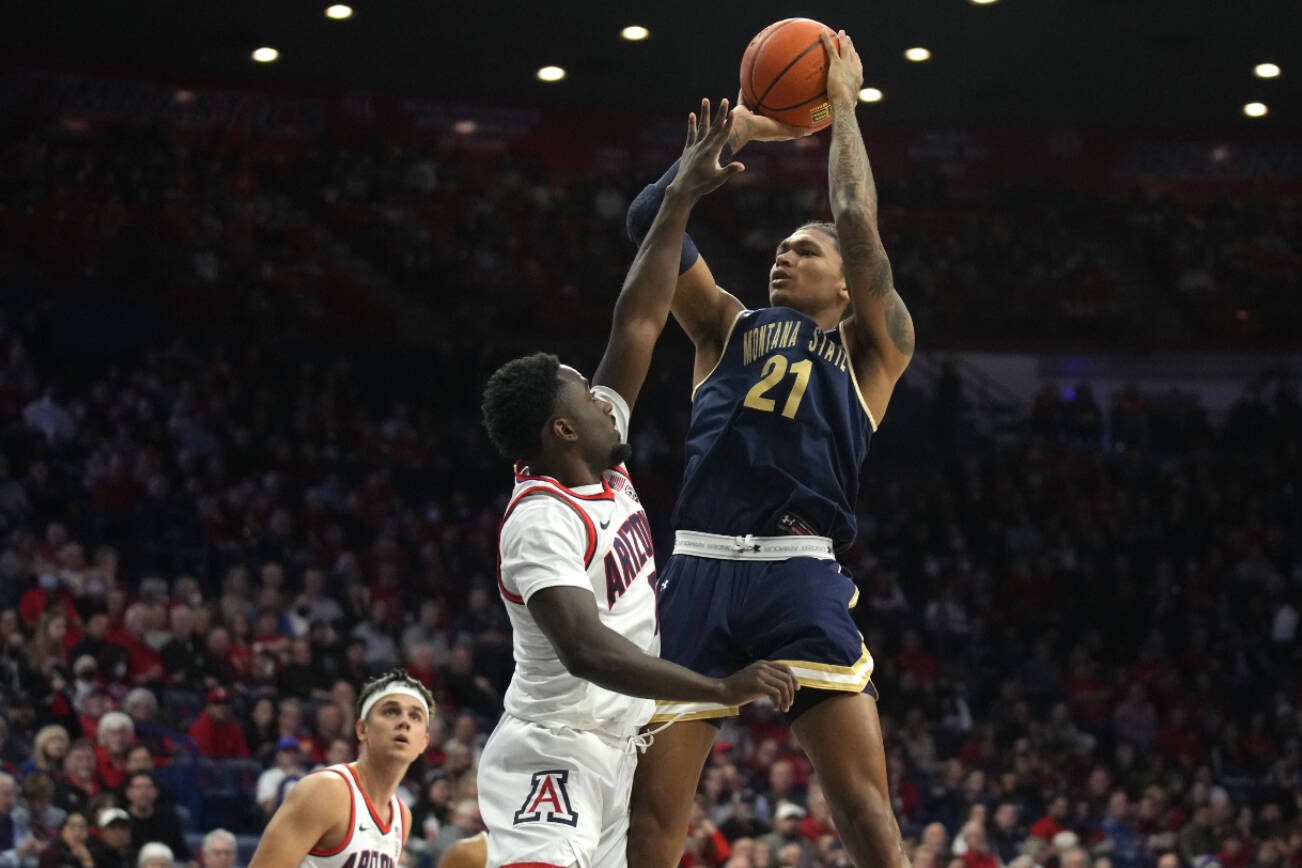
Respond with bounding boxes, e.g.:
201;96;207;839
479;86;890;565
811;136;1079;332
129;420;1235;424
248;670;436;868
477;100;799;868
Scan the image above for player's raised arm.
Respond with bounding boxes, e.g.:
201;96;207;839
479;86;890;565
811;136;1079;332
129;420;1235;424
592;98;745;409
624;101;813;381
821;31;916;423
247;772;347;868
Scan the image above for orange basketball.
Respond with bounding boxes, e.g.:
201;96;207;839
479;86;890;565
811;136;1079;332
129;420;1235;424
740;18;837;131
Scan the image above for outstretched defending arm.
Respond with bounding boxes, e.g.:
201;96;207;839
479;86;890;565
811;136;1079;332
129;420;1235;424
821;31;915;424
625;102;814;380
592;98;745;409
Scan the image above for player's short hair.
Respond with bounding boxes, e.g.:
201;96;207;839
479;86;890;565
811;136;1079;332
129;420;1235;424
357;668;436;721
796;221;840;251
481;352;562;462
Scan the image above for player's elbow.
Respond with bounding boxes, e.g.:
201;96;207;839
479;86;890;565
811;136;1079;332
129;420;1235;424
557;636;620;683
549;632;594;679
832;205;874;236
626;184;657;243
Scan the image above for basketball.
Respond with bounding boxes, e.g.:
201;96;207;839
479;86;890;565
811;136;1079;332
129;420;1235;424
740;18;837;131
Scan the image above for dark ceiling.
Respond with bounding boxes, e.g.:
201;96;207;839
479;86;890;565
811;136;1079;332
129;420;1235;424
6;0;1299;130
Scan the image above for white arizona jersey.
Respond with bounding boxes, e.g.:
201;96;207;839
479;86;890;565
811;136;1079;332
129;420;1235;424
301;763;406;868
496;386;659;738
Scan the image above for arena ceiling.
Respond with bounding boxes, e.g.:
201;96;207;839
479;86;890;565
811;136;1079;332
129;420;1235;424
6;0;1300;129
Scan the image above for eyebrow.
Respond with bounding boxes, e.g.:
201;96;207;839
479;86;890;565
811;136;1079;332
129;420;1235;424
776;237;819;254
380;699;428;716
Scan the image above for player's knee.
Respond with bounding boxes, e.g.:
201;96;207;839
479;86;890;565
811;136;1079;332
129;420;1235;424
628;803;672;839
627;806;682;867
827;781;894;832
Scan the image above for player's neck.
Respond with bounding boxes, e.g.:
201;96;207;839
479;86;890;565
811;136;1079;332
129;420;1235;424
351;757;405;808
776;301;842;332
531;453;601;488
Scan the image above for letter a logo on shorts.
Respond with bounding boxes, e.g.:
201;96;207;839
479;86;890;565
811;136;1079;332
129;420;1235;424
512;769;579;827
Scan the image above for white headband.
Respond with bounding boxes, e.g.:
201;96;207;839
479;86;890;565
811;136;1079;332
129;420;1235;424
360;684;433;725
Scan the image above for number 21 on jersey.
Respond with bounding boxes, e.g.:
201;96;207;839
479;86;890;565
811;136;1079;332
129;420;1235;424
743;355;812;419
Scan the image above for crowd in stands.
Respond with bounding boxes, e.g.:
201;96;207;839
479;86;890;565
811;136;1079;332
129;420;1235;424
1;123;1298;353
0;114;1297;868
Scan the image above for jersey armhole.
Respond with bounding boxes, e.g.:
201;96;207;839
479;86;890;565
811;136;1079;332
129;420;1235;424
691;307;749;401
837;321;881;431
496;489;598;606
306;768;354;857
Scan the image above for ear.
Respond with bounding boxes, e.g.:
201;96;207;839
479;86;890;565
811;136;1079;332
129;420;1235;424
355;717;366;743
551;416;579;443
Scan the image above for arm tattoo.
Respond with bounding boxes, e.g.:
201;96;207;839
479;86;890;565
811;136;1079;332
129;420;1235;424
885;292;916;357
829;110;877;220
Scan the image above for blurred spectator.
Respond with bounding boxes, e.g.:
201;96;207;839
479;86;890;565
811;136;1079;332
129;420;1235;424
135;843;173;868
122;774;188;867
410;770;453;846
12;774;65;855
120;693;171;761
429;799;483;867
989;803;1023;864
761;803;812;868
958;823;996;868
1029;796;1072;842
2;770;45;868
69;617;127;686
22;728;68;778
87;809;131;868
158;608;208;690
242;699;277;765
198;830;235;868
35;813;91;868
51;742;96;817
186;690;247;759
254;739;306;820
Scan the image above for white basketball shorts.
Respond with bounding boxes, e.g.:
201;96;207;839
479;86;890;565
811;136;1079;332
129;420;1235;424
477;713;638;868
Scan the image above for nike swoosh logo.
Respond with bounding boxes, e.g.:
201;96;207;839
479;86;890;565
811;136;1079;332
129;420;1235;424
600;518;611;529
358;826;368;832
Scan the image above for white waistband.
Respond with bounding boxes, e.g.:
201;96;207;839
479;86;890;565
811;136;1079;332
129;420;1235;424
673;530;835;561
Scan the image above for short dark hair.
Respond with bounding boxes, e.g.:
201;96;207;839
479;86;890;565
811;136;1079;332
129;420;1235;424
481;352;561;462
796;221;840;251
357;668;436;721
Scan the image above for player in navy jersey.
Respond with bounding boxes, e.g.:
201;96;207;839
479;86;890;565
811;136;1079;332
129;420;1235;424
623;33;913;868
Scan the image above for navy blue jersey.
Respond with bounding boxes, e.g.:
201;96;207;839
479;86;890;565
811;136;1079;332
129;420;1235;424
672;306;875;550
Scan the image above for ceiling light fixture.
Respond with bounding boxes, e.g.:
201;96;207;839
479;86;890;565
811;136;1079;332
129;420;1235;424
1243;102;1268;118
1253;62;1280;79
536;66;566;83
251;47;280;63
621;25;650;41
858;87;884;103
325;5;353;20
904;47;931;62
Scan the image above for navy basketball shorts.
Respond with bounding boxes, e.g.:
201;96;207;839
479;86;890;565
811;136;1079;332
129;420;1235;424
650;553;876;725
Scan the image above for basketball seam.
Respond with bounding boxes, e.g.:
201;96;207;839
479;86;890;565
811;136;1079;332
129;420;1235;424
755;35;826;111
766;90;829;112
746;24;784;108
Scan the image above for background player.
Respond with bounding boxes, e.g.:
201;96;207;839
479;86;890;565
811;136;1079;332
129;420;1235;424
436;831;487;868
623;33;913;868
248;669;434;868
478;99;798;868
